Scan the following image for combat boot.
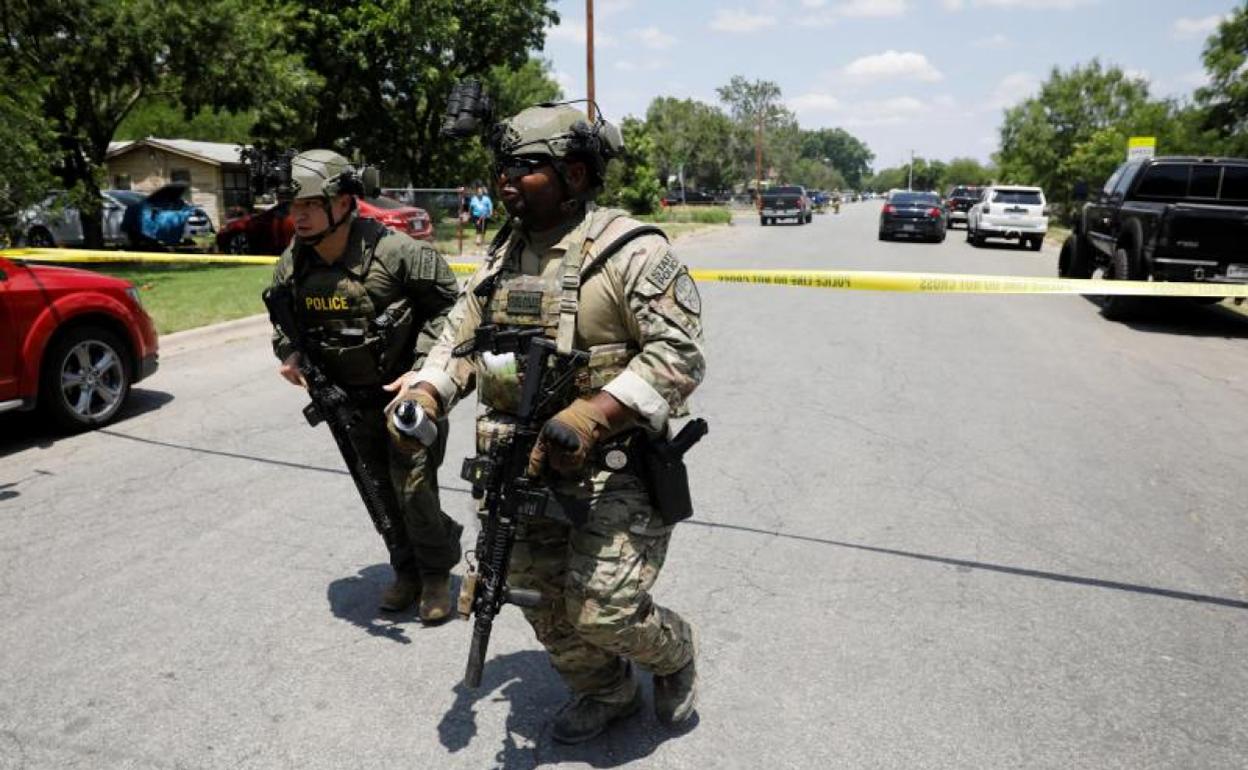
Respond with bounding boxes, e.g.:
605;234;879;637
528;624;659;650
419;572;453;623
550;686;644;745
654;632;699;724
379;571;421;612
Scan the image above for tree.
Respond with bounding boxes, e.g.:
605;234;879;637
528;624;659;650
258;0;558;188
798;128;874;189
645;97;737;191
943;157;995;187
0;0;304;246
0;78;56;227
600;117;662;214
716;77;789;194
115;99;257;145
1196;2;1248;155
995;60;1152;208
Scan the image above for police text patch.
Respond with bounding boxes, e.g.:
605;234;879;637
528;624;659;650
645;252;680;291
506;290;544;316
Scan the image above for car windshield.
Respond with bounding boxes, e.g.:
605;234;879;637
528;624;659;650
950;188;980;197
362;196;407;210
771;186;804;194
891;193;940;205
992;190;1043;205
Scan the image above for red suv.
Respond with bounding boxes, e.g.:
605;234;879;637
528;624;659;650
217;196;435;255
0;256;159;430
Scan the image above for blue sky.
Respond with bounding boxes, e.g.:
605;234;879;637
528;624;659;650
538;0;1241;170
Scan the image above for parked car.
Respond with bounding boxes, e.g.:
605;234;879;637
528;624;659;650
661;189;717;206
0;256;158;430
944;185;984;228
17;185;213;250
217;195;434;255
967;186;1048;250
760;185;812;225
878;190;946;242
1059;155;1248;319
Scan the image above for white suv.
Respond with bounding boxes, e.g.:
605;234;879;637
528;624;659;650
967;185;1048;251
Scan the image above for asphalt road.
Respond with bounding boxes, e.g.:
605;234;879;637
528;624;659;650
3;201;1247;769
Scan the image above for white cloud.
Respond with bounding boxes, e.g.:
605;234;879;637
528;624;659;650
800;0;828;7
835;0;908;16
1122;68;1150;84
1173;14;1227;40
973;33;1011;48
798;11;839;27
615;58;668;73
599;0;635;15
634;26;677;50
710;9;778;32
553;70;579;98
984;71;1040;110
844;50;943;83
788;93;843;113
547;20;616;48
940;0;965;10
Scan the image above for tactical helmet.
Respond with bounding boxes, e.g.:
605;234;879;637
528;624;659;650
289;149;359;199
491;104;624;180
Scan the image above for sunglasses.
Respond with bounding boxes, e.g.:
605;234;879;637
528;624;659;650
494;156;550;181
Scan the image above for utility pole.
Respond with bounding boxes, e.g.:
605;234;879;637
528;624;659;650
908;149;914;191
586;0;596;121
755;114;763;209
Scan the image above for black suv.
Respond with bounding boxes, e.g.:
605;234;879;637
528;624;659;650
944;185;983;229
1060;156;1248;319
662;189;716;205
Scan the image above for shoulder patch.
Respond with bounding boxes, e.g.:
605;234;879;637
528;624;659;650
645;252;681;292
418;248;437;281
674;272;702;315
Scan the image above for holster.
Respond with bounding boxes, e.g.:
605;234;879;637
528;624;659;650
639;419;708;525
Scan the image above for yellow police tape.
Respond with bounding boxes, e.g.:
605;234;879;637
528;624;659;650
4;247;1247;298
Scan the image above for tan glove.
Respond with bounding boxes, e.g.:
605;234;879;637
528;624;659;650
384;388;441;454
527;399;611;478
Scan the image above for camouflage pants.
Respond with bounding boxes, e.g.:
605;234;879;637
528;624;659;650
346;407;463;576
507;471;694;704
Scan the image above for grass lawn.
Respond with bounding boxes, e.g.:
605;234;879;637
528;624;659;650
93;263;275;335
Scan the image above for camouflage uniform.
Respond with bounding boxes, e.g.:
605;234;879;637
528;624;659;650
415;203;705;703
271;214;464;577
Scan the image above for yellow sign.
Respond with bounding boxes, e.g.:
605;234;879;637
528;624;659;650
1127;136;1156;161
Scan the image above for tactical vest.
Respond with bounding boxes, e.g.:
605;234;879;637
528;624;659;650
291;219;416;389
474;208;664;417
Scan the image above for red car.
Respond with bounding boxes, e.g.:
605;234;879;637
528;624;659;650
0;256;158;430
216;196;435;255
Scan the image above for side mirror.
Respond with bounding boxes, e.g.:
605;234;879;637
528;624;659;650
1072;181;1088;202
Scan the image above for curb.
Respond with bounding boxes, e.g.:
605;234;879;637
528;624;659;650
160;313;271;357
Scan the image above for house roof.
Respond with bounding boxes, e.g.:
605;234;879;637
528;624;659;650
107;138;248;166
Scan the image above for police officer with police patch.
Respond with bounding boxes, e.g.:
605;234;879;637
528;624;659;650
269;150;464;621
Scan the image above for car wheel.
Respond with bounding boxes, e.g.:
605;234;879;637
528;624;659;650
40;325;132;431
1029;236;1043;251
965;224;973;243
1101;243;1147;321
1057;235;1093;278
27;227;55;247
226;232;250;254
878;230;889;241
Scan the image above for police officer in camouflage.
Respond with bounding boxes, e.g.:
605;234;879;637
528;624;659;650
269;149;464;622
388;105;705;742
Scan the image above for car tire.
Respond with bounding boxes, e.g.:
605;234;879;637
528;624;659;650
1057;235;1093;278
878;230;889;241
226;232;250;254
40;325;132;431
1030;236;1043;251
1101;243;1147;321
26;227;55;247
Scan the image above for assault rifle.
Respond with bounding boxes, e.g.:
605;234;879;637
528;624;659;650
262;285;408;563
454;325;589;688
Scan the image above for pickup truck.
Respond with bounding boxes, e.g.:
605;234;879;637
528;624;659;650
1059;156;1248;319
760;185;812;226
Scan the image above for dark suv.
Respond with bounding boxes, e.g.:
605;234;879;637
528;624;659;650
1060;156;1248;319
944;185;983;229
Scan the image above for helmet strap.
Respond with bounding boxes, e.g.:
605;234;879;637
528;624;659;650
301;195;355;246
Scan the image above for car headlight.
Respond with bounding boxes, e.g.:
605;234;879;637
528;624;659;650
125;286;144;308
